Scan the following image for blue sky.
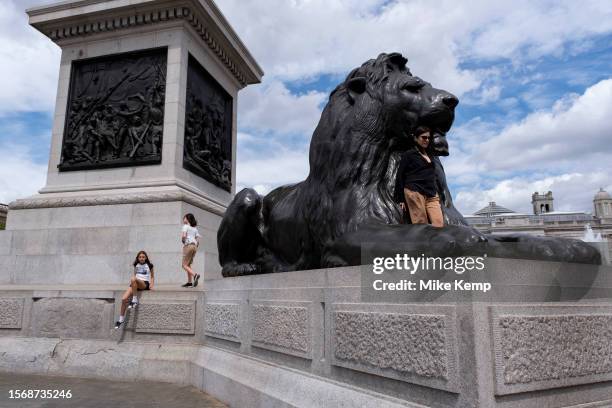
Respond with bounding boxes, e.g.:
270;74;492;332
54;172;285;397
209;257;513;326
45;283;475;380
1;0;612;216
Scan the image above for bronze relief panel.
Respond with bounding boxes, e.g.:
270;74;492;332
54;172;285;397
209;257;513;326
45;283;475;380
60;48;167;171
183;54;233;192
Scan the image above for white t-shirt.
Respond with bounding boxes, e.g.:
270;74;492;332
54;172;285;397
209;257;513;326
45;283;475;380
135;263;151;282
182;224;201;246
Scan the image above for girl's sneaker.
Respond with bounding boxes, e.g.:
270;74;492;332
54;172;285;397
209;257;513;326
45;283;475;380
128;300;138;309
181;282;193;288
114;321;123;329
193;274;201;287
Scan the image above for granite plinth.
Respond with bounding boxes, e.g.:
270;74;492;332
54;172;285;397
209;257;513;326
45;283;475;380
1;192;222;283
2;260;612;407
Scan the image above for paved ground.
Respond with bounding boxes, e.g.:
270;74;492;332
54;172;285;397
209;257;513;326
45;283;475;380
0;372;227;408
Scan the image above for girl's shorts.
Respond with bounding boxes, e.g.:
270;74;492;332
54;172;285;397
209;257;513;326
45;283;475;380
183;243;197;266
129;280;150;290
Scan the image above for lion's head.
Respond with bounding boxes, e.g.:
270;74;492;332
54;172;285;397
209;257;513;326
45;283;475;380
301;53;458;234
346;53;456;154
308;53;457;189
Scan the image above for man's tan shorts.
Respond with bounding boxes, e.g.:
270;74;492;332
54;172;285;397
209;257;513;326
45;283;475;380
182;244;197;266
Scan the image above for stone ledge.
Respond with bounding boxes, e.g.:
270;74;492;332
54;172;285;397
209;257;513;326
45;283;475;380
330;303;459;393
0;337;418;408
491;304;612;395
0;284;205;293
31;297;113;339
565;400;612;408
251;300;312;359
9;188;226;216
0;298;24;329
128;300;197;334
205;302;241;342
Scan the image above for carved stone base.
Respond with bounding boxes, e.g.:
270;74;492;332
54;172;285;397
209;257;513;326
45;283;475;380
2;260;612;407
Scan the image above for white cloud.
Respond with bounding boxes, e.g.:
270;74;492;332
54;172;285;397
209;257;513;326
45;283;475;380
477;79;612;172
230;19;612;209
238;81;327;135
220;0;612;94
455;172;611;215
2;0;612;116
448;79;612;214
0;143;46;204
236;147;309;192
234;81;327;192
224;0;612;198
462;84;502;106
2;0;611;216
221;0;482;95
464;1;612;60
0;1;60;113
480;85;502;103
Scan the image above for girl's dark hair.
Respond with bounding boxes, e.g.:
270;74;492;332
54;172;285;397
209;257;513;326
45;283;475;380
184;213;197;227
413;126;431;138
133;250;154;268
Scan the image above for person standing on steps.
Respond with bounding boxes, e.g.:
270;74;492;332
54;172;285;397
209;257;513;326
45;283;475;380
181;213;201;288
115;250;154;329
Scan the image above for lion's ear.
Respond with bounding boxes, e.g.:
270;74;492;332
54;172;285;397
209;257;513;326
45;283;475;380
388;53;408;70
346;77;366;104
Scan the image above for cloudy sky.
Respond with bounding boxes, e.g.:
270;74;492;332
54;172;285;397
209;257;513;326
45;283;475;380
1;0;611;215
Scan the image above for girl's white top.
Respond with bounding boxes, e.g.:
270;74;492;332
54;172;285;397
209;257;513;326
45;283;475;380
135;263;151;282
182;224;201;246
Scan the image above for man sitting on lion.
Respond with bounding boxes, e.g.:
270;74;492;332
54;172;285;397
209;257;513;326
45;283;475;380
218;52;600;277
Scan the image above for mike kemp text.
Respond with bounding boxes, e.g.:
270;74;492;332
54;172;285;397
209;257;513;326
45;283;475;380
373;279;492;293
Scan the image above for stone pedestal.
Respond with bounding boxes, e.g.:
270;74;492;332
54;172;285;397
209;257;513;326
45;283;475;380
2;259;612;407
0;0;262;283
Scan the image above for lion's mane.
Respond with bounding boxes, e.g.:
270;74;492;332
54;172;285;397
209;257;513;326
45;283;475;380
300;54;410;245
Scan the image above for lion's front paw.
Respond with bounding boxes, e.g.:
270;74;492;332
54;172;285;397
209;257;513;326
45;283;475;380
430;226;488;255
221;262;259;277
321;254;350;268
488;234;601;264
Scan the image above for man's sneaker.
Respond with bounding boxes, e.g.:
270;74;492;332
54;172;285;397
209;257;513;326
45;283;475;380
181;282;193;288
114;321;123;329
128;300;138;309
193;274;201;287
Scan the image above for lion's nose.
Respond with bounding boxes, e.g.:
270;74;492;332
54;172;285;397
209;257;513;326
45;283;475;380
442;94;458;109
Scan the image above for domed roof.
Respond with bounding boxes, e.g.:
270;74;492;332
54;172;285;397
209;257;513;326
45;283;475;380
594;188;611;201
473;201;516;216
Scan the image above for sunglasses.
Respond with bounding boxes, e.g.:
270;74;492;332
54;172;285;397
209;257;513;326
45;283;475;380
418;135;431;140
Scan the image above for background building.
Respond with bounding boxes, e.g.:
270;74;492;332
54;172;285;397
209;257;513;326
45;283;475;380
594;187;612;220
532;191;554;214
465;189;612;262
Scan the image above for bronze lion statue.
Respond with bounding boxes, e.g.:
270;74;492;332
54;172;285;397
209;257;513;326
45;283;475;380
218;53;600;276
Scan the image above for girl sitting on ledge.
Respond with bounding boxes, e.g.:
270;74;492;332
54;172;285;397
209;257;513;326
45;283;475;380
114;250;154;329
